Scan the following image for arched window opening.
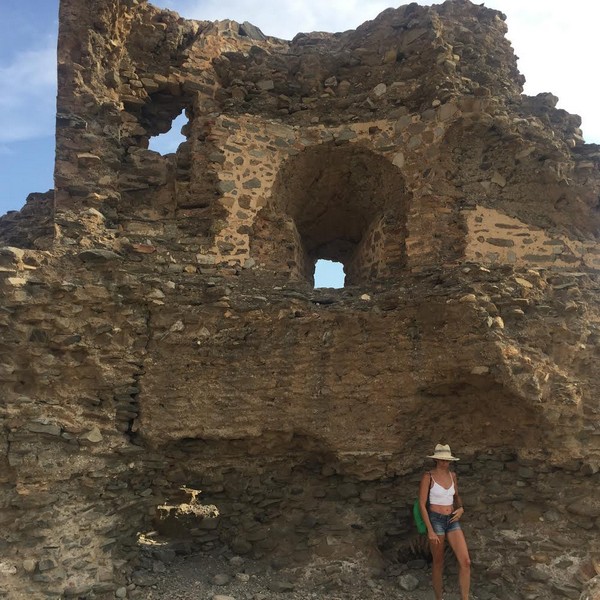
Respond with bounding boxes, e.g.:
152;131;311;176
256;142;409;286
314;259;345;289
148;110;188;155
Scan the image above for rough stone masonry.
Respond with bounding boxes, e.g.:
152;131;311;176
1;0;600;598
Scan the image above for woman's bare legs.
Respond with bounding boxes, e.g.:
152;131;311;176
447;529;471;600
430;535;446;600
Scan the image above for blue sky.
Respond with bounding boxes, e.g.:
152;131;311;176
1;0;599;225
0;1;58;213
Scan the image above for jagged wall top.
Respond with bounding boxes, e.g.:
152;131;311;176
1;0;598;272
57;0;526;132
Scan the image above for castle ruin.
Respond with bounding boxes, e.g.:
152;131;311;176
1;0;600;597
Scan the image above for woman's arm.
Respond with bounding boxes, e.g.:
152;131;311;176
450;471;465;523
419;472;439;543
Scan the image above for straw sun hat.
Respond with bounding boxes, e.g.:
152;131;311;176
427;443;460;461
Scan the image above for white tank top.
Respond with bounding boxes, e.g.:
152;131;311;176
429;473;455;506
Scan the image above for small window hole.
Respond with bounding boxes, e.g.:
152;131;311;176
148;111;188;155
314;260;345;289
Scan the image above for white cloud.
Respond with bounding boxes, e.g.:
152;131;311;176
0;36;57;143
481;0;600;143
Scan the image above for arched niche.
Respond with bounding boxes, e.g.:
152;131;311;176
252;142;410;286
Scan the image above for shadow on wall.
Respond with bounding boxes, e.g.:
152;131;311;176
122;370;553;577
412;372;548;453
252;142;410;286
137;432;393;569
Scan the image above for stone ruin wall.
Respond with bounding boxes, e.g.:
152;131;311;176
1;0;600;598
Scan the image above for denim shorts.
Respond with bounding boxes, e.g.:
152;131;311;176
428;510;462;535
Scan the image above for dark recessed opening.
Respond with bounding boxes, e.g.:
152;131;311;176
259;142;409;286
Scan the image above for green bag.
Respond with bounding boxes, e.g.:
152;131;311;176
413;499;427;534
413;472;431;534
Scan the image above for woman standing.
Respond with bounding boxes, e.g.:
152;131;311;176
419;444;471;600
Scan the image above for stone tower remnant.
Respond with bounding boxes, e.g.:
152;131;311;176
1;0;599;597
